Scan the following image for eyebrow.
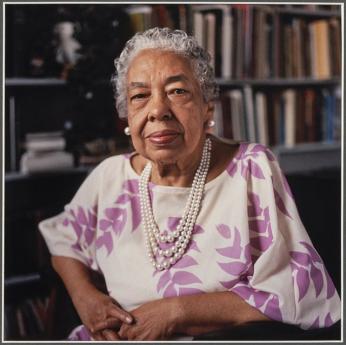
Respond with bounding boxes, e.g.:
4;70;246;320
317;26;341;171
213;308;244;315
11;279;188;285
128;82;148;90
128;74;189;91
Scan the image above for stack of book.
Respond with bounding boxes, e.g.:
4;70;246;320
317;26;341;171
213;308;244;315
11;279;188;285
192;4;341;79
215;86;341;147
20;132;74;174
126;5;185;32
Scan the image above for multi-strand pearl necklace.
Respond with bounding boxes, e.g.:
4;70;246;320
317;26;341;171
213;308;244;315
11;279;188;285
139;138;212;271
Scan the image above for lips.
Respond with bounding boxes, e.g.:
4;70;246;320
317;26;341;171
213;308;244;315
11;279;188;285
147;129;180;145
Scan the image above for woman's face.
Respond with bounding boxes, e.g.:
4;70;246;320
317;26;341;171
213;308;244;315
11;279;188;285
126;49;213;165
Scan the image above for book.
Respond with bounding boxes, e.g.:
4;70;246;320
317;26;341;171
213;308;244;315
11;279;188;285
212;99;224;138
244;85;256;142
255;92;269;146
309;19;331;79
221;6;233;79
20;151;74;174
329;18;341;76
283;89;296;147
204;13;216;72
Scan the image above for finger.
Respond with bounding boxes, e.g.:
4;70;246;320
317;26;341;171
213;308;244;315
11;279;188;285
92;317;121;332
117;324;129;339
102;329;121;341
107;306;133;324
91;330;106;341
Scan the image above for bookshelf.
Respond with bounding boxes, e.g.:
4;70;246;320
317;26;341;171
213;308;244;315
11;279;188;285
4;3;341;340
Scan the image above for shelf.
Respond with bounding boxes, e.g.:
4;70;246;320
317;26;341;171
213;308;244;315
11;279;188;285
5;273;41;288
5;78;66;87
216;78;341;88
276;7;340;18
273;142;341;174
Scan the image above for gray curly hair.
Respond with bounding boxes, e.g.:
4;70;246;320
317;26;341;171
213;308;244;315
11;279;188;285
111;27;219;119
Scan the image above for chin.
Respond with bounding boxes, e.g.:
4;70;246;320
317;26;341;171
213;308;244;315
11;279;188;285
148;148;181;165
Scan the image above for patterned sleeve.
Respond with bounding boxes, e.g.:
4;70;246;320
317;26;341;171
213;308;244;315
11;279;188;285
38;163;104;271
229;144;340;329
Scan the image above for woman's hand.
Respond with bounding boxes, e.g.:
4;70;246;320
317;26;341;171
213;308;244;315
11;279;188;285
72;287;133;341
118;298;183;340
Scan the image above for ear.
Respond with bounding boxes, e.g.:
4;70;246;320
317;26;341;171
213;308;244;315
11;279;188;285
203;101;215;130
205;100;215;119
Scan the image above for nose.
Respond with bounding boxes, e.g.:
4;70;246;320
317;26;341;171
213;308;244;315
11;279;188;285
148;93;172;122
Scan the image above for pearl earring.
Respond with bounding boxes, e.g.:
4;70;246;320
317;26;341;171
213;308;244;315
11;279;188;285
208;120;215;128
124;126;131;136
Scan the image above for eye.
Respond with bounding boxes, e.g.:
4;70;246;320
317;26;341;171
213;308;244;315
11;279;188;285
170;88;187;95
130;93;148;102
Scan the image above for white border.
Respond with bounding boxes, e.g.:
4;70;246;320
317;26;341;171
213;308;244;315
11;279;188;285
1;1;344;343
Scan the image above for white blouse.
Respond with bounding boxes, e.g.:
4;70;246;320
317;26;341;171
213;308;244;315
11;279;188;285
39;142;341;340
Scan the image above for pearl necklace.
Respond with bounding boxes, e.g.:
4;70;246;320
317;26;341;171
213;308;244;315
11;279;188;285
139;138;212;271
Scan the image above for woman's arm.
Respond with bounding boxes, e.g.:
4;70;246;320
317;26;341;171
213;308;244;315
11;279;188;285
175;291;269;336
51;256;133;340
117;291;269;340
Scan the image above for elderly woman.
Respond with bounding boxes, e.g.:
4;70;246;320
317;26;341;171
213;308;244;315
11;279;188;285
39;27;340;341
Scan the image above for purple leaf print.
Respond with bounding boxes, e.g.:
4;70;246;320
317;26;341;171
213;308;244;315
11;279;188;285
130;197;141;232
296;267;310;301
217;224;231;239
274;188;292;219
218;262;247;276
163;283;177;297
253;291;270;308
115;193;131;204
241;160;249;179
193;224;204;234
323;266;336;299
248;192;263;217
71;221;82;239
248;159;265;179
236;143;249;159
310;263;323;297
95;232;113;256
104;208;127;235
226;161;238;177
300;242;321;263
178;287;204;296
249;219;267;233
250;144;266;154
290;261;299;271
232;284;253;299
250;226;273;252
216;227;242;258
264;295;282;321
243;244;251;263
308;316;319;330
157;270;171;293
220;279;239;289
187;240;200;252
62;218;69;226
72;242;82;252
123;179;139;194
216;246;241;259
173;255;198;269
168;217;180;230
84;228;94;245
324;313;333;327
172;271;202;285
77;207;88;225
88;210;97;228
99;219;112;231
290;251;311;267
